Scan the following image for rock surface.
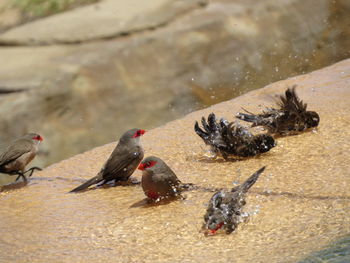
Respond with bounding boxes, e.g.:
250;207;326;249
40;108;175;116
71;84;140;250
0;58;349;262
0;0;349;168
0;0;207;44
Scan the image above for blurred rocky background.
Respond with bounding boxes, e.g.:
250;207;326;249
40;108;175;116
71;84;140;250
0;0;349;171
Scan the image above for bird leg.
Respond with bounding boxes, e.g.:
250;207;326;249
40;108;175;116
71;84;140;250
23;167;42;177
14;172;27;182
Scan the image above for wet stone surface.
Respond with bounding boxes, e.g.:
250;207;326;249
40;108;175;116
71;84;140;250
0;59;350;262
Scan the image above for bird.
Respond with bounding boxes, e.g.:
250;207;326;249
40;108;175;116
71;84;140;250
236;86;320;135
202;166;266;235
0;133;43;182
69;128;145;192
194;113;275;159
138;156;192;201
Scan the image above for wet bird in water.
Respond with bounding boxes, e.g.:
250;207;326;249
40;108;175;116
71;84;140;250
236;86;320;135
70;128;145;192
138;156;192;201
0;133;43;182
194;113;275;159
202;166;266;235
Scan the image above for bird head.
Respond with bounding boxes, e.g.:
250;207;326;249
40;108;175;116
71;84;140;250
32;134;43;141
203;191;228;235
24;133;43;144
119;128;146;144
138;156;159;172
132;129;146;138
255;134;276;153
305;111;320;128
138;156;175;175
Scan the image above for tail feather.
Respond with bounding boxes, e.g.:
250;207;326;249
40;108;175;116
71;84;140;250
235;166;266;193
194;121;209;141
207;113;218;132
69;175;103;193
201;117;210;133
236;112;258;124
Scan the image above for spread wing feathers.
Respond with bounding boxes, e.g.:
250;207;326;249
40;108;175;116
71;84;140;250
278;86;308;113
195;113;228;148
195;113;259;156
0;139;33;167
236;86;308;130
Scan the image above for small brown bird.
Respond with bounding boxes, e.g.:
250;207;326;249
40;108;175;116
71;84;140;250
202;166;266;235
0;133;43;182
236;86;320;135
138;156;190;201
194;113;275;159
70;128;145;192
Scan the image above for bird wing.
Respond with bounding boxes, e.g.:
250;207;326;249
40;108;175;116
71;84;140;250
279;86;307;113
152;163;179;183
195;113;227;148
152;171;181;193
0;139;33;166
100;144;143;180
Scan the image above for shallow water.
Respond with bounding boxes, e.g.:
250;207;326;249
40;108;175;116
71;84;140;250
0;61;350;262
299;235;350;262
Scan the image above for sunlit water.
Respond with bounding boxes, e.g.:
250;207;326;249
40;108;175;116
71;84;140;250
0;73;349;262
299;235;350;263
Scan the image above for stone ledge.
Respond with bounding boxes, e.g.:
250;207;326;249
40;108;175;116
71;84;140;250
0;0;207;45
0;0;349;168
0;58;349;262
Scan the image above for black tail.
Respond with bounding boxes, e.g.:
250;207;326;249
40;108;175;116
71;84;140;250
235;166;266;193
236;112;259;124
69;175;103;193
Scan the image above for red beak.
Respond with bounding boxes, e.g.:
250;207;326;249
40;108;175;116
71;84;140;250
138;163;145;171
210;222;224;234
33;135;43;141
132;129;147;138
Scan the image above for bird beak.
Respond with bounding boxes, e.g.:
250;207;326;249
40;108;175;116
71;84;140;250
33;135;44;142
138;163;145;171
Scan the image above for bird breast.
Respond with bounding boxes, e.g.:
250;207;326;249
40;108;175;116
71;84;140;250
4;149;37;172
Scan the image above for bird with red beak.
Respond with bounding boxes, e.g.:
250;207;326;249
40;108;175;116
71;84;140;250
70;128;146;192
0;133;43;182
138;156;190;201
202;166;266;235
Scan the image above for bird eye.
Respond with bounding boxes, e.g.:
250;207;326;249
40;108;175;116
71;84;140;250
133;129;146;138
143;161;157;169
32;135;43;141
